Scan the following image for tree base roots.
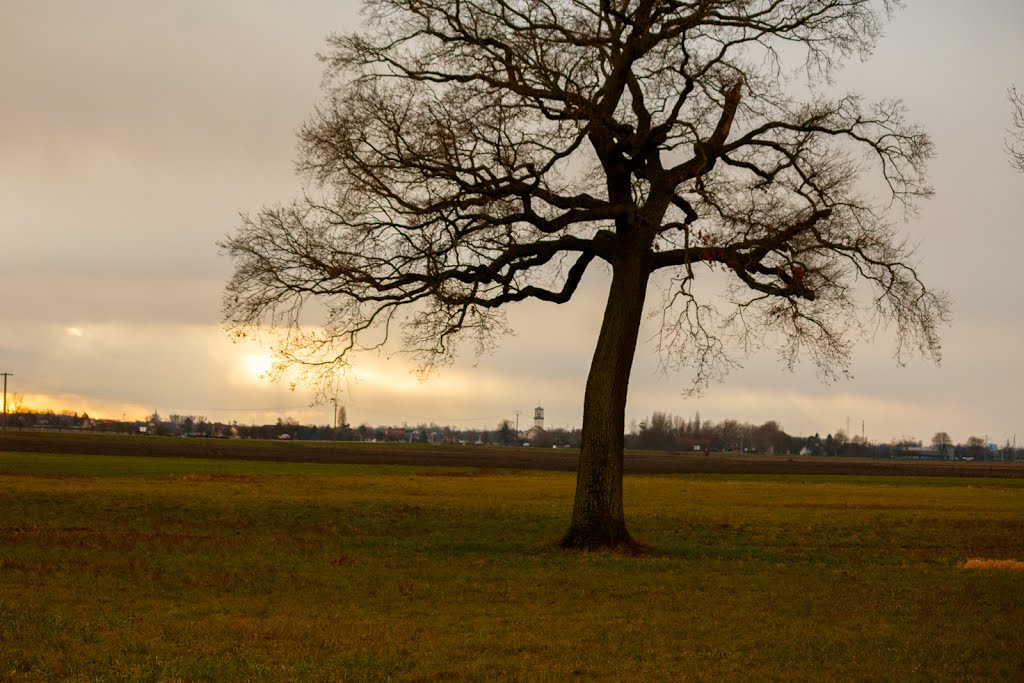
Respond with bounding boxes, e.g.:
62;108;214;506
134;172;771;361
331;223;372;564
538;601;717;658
559;522;641;553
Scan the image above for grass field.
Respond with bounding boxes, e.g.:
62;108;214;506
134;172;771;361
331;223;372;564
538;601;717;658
1;449;1023;680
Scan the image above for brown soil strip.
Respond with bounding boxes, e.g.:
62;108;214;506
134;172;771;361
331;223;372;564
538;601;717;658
2;431;1022;478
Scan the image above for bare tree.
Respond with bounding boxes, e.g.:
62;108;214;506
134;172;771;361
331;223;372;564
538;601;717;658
1009;85;1024;172
931;431;952;454
223;0;949;549
965;436;987;459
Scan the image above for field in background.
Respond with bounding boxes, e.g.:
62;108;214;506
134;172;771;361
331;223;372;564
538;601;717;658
3;429;1022;478
1;447;1023;680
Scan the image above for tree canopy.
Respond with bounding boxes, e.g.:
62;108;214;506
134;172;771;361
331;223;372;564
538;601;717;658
223;0;949;548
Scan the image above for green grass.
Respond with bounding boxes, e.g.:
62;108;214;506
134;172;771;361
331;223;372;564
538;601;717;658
1;452;1022;680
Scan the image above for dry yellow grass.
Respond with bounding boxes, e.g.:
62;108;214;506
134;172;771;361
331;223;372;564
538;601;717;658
165;472;258;483
962;558;1024;571
2;451;1023;680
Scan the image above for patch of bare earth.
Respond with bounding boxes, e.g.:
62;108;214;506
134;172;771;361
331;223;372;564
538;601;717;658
961;558;1024;572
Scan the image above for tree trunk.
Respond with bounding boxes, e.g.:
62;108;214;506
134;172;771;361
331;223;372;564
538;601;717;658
561;248;650;549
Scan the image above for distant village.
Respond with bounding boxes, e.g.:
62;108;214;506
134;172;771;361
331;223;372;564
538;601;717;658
3;401;1019;462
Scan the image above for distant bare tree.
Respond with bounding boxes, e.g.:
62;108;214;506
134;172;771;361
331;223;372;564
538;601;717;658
931;431;952;453
223;0;949;549
965;435;987;459
1008;85;1024;172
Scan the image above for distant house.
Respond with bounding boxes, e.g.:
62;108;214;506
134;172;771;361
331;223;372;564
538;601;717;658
525;425;544;442
901;446;938;459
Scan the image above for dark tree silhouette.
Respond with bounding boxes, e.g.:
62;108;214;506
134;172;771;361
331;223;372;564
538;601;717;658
931;431;952;454
223;0;949;549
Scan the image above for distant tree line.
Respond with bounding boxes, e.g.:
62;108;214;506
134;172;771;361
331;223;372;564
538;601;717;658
2;403;1019;461
2;406;92;432
627;412;792;454
625;411;1022;461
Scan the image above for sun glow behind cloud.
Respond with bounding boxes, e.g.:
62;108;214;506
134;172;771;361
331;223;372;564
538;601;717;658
2;314;1017;440
7;391;151;422
234;350;276;385
1;0;1023;444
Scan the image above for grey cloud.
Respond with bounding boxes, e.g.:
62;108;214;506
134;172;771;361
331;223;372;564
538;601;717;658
0;0;1020;443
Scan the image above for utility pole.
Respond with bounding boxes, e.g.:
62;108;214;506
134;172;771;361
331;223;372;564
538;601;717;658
1;372;11;433
330;397;339;439
513;410;522;437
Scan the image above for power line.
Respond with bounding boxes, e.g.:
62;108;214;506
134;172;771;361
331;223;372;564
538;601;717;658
184;407;310;412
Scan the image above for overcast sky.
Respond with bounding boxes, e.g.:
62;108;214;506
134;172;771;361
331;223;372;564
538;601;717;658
1;1;1021;444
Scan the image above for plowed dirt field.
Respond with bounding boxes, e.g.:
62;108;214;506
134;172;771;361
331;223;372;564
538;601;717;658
2;430;1021;478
